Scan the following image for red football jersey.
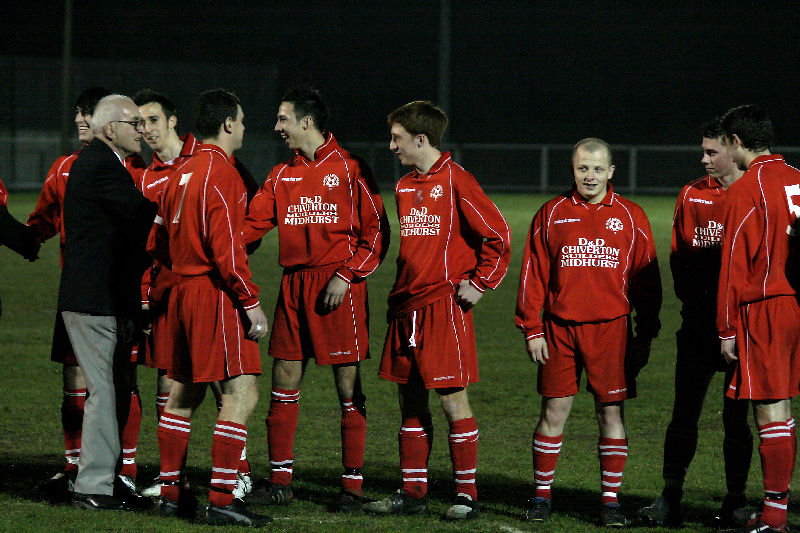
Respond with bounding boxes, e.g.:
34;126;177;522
147;144;259;309
717;155;800;339
515;186;661;340
671;175;729;311
139;134;199;305
27;153;77;253
139;134;199;202
244;133;388;282
388;152;511;317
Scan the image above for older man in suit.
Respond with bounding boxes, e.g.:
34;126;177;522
58;94;157;511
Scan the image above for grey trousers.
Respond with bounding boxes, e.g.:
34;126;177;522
61;311;134;496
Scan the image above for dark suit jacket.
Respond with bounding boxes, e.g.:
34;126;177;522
58;139;157;318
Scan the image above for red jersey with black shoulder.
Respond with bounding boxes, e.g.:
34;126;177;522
717;154;800;339
388;151;511;317
244;132;388;282
515;186;661;340
671;175;729;320
147;144;259;310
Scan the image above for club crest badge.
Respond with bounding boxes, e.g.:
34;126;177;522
605;217;624;234
322;173;340;189
430;184;444;201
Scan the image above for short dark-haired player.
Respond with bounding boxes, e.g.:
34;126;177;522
363;101;511;520
715;105;799;533
515;138;661;527
244;86;389;511
133;89;257;500
638;119;753;528
147;88;271;526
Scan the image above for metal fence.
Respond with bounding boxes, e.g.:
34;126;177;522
3;134;800;195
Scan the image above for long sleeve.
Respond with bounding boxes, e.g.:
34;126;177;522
243;170;278;245
456;175;511;292
335;160;390;282
628;208;662;339
669;190;689;302
515;206;550;339
27;156;69;242
205;175;260;309
716;190;759;339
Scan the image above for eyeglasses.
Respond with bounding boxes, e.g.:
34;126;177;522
111;119;145;131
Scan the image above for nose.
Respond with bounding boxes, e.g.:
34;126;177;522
274;121;281;132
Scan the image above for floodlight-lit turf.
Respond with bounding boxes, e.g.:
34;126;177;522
0;191;797;532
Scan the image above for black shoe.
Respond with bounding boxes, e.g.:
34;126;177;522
204;498;273;527
638;495;683;527
112;475;152;511
362;489;428;515
249;479;293;505
444;493;479;520
157;489;199;519
601;503;630;528
71;492;126;511
713;494;751;528
34;471;75;504
329;490;363;512
525;497;551;522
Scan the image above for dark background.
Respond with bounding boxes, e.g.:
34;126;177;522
1;1;798;190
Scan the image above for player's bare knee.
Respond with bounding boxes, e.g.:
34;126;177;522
63;364;86;389
272;359;303;389
437;387;472;422
753;399;789;425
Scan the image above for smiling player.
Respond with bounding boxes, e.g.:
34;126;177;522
515;138;661;527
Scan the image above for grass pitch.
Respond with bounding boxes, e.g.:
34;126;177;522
0;191;797;532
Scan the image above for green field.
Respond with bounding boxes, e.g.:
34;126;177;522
0;191;797;532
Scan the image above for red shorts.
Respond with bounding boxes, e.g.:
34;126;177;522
166;275;262;383
727;296;800;400
380;295;478;389
538;315;629;402
138;302;172;370
268;268;369;365
50;311;78;365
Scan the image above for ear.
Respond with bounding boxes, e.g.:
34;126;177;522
302;116;312;130
607;164;616;180
104;122;115;139
416;134;425;148
168;115;177;130
731;133;744;148
223;116;234;134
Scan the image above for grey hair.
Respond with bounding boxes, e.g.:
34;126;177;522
89;94;131;133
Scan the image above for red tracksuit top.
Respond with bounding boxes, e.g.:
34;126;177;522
147;144;259;310
717;154;800;339
388;152;511;317
671;175;729;322
515;186;661;340
244;132;389;282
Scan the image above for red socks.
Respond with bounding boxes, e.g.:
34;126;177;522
61;388;86;473
758;421;793;528
119;390;142;479
267;388;299;486
209;421;247;507
449;417;479;500
155;392;169;422
158;413;191;502
598;437;628;505
340;397;366;496
399;414;433;499
532;431;562;501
